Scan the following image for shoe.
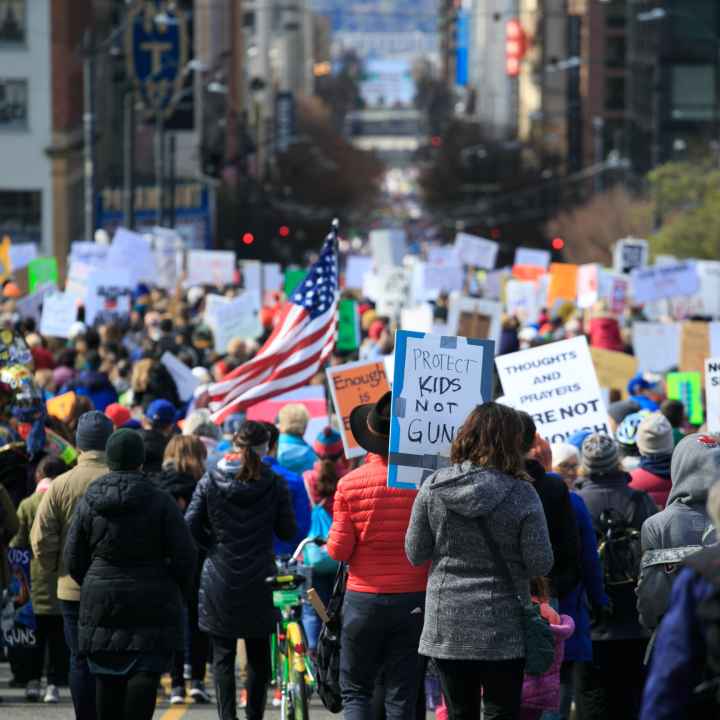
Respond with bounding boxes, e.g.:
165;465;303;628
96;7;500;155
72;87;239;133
25;680;41;702
170;686;186;705
43;685;60;704
190;680;211;704
183;663;192;681
239;688;248;708
272;687;282;707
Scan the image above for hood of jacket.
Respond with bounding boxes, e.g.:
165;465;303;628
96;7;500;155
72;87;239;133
422;462;519;518
207;461;277;507
668;433;720;506
83;471;155;517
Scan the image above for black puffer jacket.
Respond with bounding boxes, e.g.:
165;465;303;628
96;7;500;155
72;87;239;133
186;462;297;638
64;471;197;656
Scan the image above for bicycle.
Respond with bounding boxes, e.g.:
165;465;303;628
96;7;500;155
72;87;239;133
267;537;326;720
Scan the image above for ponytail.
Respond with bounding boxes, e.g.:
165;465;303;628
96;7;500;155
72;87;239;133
236;447;263;484
315;459;338;498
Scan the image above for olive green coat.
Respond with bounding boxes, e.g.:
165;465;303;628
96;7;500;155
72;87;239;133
0;483;19;590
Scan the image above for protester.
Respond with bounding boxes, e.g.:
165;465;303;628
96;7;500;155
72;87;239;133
607;399;641;434
276;403;317;474
660;398;686;446
61;350;118;412
186;420;297;720
64;428;197;720
627;373;663;412
550;443;580;489
406;402;553;720
0;477;19;609
588;301;624;352
629;412;675;508
616;410;649;472
31;410;114;720
328;391;428;720
104;402;132;429
10;456;69;703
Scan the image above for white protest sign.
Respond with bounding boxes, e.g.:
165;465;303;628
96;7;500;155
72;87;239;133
65;261;94;301
453;232;499;269
705;358;720;433
495;336;611;444
514;247;550;269
9;242;37;270
370;229;407;267
242;260;262;292
108;227;158;285
262;263;284;293
711;324;720;358
400;304;434;333
204;291;262;352
388;330;495;488
614;237;648;275
447;296;502;348
152;227;184;289
69;241;109;269
367;267;410;318
186;250;236;286
427;245;459;267
506;279;541;322
39;292;77;339
84;268;133;325
16;285;54;324
631;322;681;373
632;261;700;304
345;255;374;290
161;352;201;403
577;264;600;309
484;269;510;300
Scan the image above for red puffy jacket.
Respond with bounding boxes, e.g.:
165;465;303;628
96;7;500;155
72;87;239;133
327;453;429;594
589;317;624;352
629;467;671;509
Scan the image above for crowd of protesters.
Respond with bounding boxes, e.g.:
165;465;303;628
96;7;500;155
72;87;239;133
0;272;718;720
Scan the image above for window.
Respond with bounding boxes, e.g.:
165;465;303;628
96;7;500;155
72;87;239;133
605;76;625;111
0;191;41;245
605;36;626;68
0;78;27;129
0;0;25;44
671;65;716;121
605;0;626;29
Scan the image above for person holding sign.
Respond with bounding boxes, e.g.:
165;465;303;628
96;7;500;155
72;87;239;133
405;402;553;720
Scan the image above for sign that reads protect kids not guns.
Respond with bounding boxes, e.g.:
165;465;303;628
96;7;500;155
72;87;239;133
387;331;494;489
495;336;610;444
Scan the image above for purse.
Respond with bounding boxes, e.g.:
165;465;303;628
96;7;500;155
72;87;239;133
476;517;555;675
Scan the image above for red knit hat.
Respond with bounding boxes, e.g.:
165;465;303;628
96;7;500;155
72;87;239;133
368;319;385;341
313;426;344;459
105;403;131;429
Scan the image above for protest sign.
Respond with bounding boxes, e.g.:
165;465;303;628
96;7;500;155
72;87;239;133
161;352;201;403
28;257;59;294
605;272;629;315
512;265;547;282
400;304;435;333
514;247;550;269
680;322;711;375
262;263;283;293
39;292;77;339
454;232;499;269
547;263;578;308
108;227;158;285
345;256;374;290
64;261;93;301
186;249;236;286
0;235;10;280
85;268;133;325
631;261;700;304
496;336;611;444
284;268;306;297
1;547;36;648
152;227;184;289
371;267;410;318
337;299;361;352
9;242;37;270
705;358;720;433
69;241;109;269
613;237;648;275
447;296;502;347
711;324;720;359
590;347;638;399
370;229;407;267
427;245;459;267
326;360;390;458
577;264;600;309
16;285;53;325
242;260;262;293
388;331;494;489
484;269;510;300
204;291;262;352
631;322;681;373
419;261;464;294
506;279;541;322
47;392;77;423
667;372;704;426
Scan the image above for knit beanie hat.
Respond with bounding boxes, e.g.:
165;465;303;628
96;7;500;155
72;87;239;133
106;429;146;472
637;412;674;456
608;399;641;426
581;433;619;475
313;427;344;459
277;403;310;436
105;403;131;429
76;411;114;452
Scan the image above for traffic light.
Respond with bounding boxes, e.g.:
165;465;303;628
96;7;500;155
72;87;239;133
242;232;255;246
505;19;527;77
430;135;443;148
552;237;565;251
279;225;290;238
490;227;501;240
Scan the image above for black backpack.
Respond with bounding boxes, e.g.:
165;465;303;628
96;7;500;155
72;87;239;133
314;563;347;714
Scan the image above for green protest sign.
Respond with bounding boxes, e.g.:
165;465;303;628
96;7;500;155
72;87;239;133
337;299;360;353
284;269;306;297
667;371;704;426
28;257;59;294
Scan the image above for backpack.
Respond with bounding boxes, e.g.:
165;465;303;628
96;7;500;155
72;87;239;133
303;503;339;575
315;563;347;713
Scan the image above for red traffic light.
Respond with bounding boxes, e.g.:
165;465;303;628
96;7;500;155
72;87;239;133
490;227;501;240
242;232;255;245
430;135;443;148
279;225;290;238
551;237;565;251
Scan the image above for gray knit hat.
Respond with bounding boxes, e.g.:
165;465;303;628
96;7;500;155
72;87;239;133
637;412;674;456
76;411;114;452
581;433;619;475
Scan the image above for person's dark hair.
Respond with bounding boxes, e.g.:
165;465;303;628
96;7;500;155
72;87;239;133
56;348;76;368
260;421;280;453
517;411;537;454
35;455;67;482
451;402;527;477
85;350;101;372
85;327;100;350
160;318;174;334
316;460;339;499
232;421;270;484
661;399;685;428
530;576;551;603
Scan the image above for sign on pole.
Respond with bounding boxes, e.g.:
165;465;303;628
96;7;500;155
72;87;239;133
613;237;648;275
667;371;704;426
388;331;495;489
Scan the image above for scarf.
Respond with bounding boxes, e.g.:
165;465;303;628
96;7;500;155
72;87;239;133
639;453;672;480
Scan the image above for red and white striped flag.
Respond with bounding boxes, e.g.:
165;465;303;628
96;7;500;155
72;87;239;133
208;228;338;424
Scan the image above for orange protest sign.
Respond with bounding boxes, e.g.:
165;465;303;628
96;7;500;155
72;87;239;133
512;264;546;282
46;391;76;423
326;360;390;458
547;263;579;307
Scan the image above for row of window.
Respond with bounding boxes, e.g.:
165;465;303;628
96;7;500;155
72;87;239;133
0;0;24;45
0;1;27;129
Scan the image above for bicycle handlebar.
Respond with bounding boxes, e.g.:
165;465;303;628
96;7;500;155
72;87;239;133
290;536;326;563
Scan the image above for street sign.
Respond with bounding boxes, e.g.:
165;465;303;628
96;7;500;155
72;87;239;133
125;1;189;118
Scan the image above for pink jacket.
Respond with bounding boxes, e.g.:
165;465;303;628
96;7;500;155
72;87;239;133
521;614;575;711
629;467;671;509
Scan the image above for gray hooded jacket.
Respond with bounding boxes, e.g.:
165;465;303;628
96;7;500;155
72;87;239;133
637;434;720;630
405;462;553;661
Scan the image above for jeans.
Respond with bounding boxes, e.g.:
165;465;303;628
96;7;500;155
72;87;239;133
61;600;96;720
212;635;271;720
95;671;160;720
301;569;335;651
340;591;425;720
29;614;70;685
170;600;209;686
434;657;525;720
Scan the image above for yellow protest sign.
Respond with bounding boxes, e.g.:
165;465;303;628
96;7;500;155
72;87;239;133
46;391;77;423
590;347;638;399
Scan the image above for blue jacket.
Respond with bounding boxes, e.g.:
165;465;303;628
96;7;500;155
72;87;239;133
277;433;317;476
641;567;715;720
559;490;609;662
264;456;311;557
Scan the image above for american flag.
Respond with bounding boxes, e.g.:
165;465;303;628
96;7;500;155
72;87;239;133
209;228;338;424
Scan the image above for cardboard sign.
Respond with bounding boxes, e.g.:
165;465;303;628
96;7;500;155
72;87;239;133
370;229;407;267
345;256;374;290
547;263;578;308
496;336;611;444
614;237;648;275
186;250;236;287
632;322;681;373
160;352;201;403
2;547;36;648
39;292;78;338
447;296;502;348
514;247;550;270
705;358;720;433
46;391;77;423
454;232;499;269
9;243;37;270
387;331;495;489
108;227;158;285
337;299;361;352
590;347;638;399
28;257;59;294
326;360;390;458
204;291;262;352
632;262;700;303
680;322;711;375
84;268;133;325
667;372;704;426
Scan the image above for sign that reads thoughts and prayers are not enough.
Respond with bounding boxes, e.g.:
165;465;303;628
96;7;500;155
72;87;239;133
388;331;494;489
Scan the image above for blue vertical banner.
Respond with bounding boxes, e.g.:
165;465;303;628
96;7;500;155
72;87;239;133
455;9;470;87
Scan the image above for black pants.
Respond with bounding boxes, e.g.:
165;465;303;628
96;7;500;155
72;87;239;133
170;600;209;686
371;655;428;720
28;614;70;685
212;635;271;720
434;657;525;720
340;591;425;720
61;600;96;720
95;672;160;720
574;639;647;720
